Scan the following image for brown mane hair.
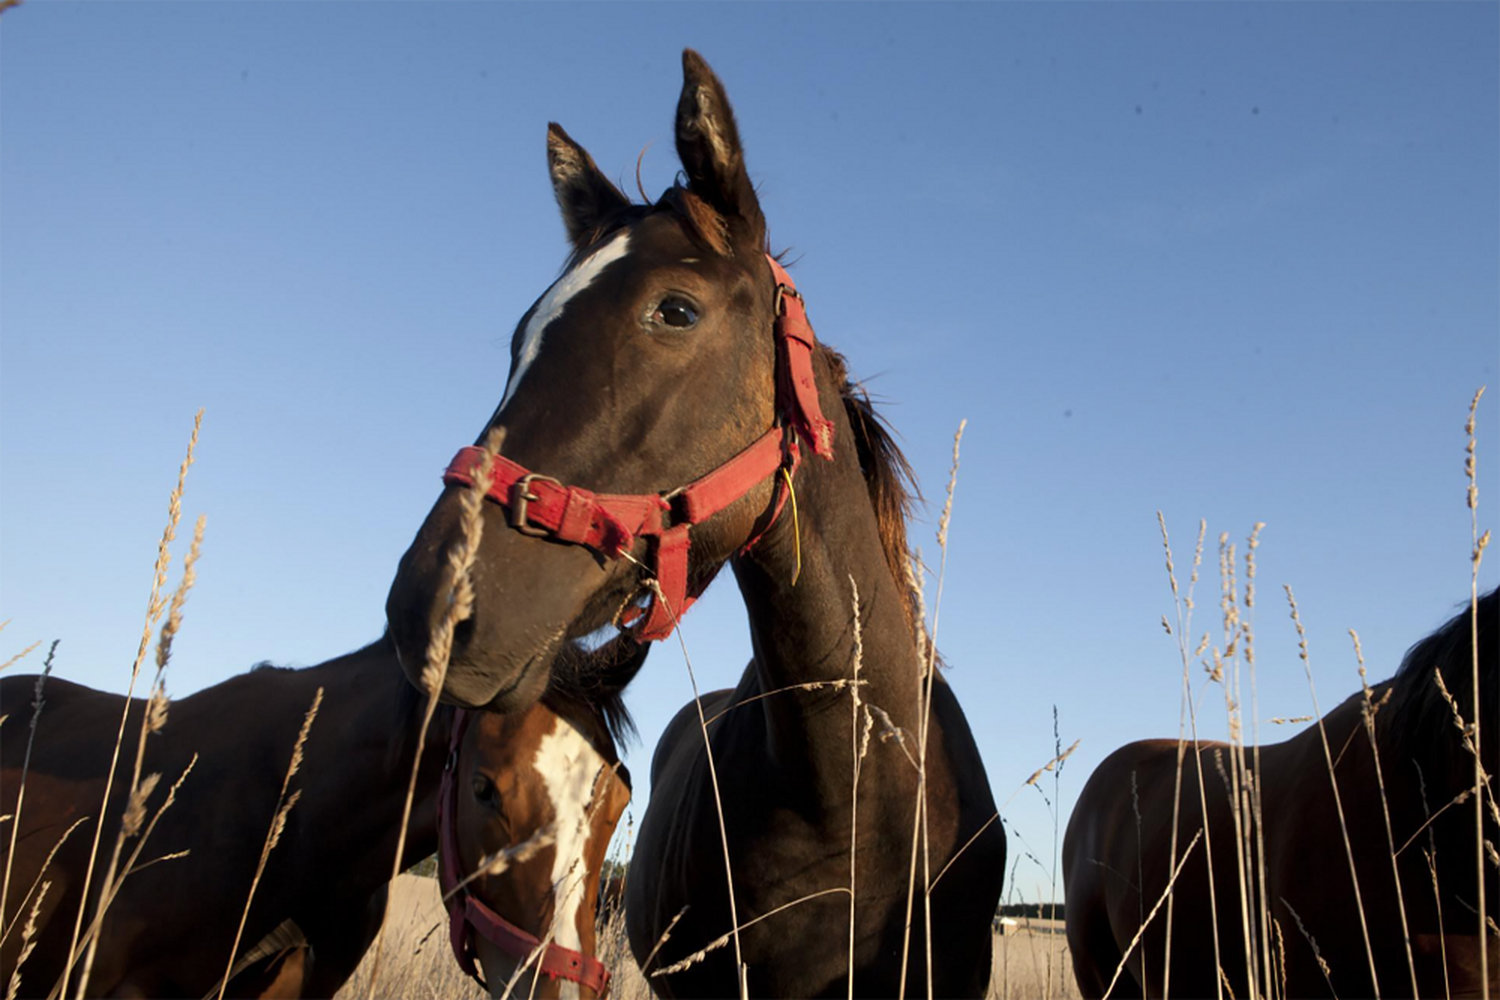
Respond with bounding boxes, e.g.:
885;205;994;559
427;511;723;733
819;345;923;633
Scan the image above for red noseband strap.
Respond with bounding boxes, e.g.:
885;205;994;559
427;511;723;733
441;255;834;641
438;710;613;995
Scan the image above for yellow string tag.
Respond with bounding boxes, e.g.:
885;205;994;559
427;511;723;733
781;467;801;586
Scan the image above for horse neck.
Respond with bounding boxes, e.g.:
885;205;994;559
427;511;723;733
290;638;449;875
730;405;925;785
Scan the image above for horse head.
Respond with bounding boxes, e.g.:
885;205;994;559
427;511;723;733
438;637;642;997
386;50;819;710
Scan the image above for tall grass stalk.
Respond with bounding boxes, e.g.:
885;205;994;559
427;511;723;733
1284;585;1380;998
1102;830;1203;1000
1351;628;1419;996
1245;523;1275;1000
899;419;964;1000
217;689;322;1000
653;577;748;1000
0;641;42;677
848;576;865;1000
63;409;200;1000
6;880;50;1000
76;509;204;999
1156;513;1208;1000
0;817;86;956
365;427;501;999
1158;515;1218;1000
1464;385;1489;1000
0;642;57;937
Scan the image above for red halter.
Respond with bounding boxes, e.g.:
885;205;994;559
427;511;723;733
442;255;834;641
438;709;613;994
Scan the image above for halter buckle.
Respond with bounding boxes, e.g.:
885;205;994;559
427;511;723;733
509;473;561;537
773;282;801;316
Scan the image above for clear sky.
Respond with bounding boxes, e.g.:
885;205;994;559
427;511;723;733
3;3;1496;905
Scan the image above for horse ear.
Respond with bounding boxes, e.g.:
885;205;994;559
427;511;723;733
674;49;766;251
547;122;630;250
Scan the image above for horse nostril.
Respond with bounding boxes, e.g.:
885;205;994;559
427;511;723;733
452;613;477;653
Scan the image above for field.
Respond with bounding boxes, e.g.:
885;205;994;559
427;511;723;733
335;874;1079;1000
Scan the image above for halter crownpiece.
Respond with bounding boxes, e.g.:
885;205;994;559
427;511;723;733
437;709;613;994
441;254;835;641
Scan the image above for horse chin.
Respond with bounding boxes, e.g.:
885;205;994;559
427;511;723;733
437;640;558;712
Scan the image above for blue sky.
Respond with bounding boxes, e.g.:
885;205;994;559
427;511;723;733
3;3;1496;904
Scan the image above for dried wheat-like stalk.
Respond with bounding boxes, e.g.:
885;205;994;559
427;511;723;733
1351;629;1419;996
897;550;930;1000
0;816;84;952
439;825;556;901
701;677;866;727
1158;513;1210;1000
60;755;198;1000
69;409;200;1000
6;879;50;1000
1244;524;1275;1000
0;641;56;940
926;810;1000;893
218;688;322;1000
651;887;851;978
0;640;41;676
366;427;502;998
1464;385;1490;1000
1431;670;1497;821
1101;830;1203;1000
637;906;689;975
847;575;863;1000
654;577;748;998
1284;585;1378;998
1278;898;1336;997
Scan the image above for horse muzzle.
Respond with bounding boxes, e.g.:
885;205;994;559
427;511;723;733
385;484;608;711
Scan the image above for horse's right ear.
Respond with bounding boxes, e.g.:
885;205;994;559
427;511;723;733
547;122;630;250
674;49;766;252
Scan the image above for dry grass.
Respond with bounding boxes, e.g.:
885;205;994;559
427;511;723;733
336;875;1076;1000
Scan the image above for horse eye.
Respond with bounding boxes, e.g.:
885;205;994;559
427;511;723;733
653;297;699;329
471;774;497;804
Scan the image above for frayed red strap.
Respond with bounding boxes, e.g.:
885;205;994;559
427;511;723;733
767;257;835;460
437;710;612;995
438;257;832;642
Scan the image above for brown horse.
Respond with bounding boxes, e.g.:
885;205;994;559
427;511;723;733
384;49;1005;997
440;640;640;999
0;637;635;998
1064;588;1498;999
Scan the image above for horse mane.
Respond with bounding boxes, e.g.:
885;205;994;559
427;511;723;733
542;634;650;769
1385;586;1496;770
818;345;924;632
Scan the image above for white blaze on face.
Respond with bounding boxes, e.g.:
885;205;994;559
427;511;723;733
499;232;633;413
533;717;608;998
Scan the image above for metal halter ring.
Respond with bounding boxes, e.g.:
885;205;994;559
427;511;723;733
508;473;562;537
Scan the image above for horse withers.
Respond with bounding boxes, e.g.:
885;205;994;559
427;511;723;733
385;49;1005;997
0;638;637;998
1064;588;1498;998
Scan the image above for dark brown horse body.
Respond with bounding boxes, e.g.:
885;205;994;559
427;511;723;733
384;50;1004;997
1;639;441;998
1064;589;1498;999
2;639;632;999
624;371;1003;998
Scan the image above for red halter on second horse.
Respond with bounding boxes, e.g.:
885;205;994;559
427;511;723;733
438;709;612;994
442;256;834;641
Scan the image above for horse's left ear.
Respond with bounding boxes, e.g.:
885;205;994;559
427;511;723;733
547;122;631;250
675;49;766;252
